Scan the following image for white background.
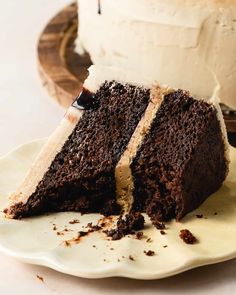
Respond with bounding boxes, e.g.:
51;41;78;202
0;1;236;294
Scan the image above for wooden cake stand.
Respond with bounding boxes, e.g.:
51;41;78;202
38;2;91;108
37;2;236;145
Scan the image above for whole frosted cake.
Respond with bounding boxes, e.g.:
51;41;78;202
77;0;236;109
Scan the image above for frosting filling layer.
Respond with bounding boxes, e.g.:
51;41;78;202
115;86;173;213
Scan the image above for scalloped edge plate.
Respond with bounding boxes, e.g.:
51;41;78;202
0;139;236;280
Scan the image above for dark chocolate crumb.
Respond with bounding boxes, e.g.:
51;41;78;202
117;258;120;262
104;212;145;240
163;245;168;248
86;222;102;232
56;231;64;236
53;225;57;231
104;229;123;241
196;214;203;218
160;230;166;235
179;229;198;244
214;212;218;215
86;222;93;228
144;250;155;256
129;255;135;261
136;231;144;240
110;248;114;250
36;275;44;282
78;231;88;237
146;238;152;243
63;241;70;247
153;221;166;230
92;245;96;248
69;219;80;225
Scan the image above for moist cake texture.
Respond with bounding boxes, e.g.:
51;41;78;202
131;90;227;221
6;81;150;218
5;78;229;222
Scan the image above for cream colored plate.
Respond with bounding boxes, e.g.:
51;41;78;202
0;139;236;280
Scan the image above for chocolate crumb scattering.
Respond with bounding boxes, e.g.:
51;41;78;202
69;219;80;225
56;231;64;236
92;245;96;248
78;231;88;237
62;231;90;244
64;241;70;247
103;229;122;241
144;250;155;256
146;238;152;243
104;212;145;240
153;221;166;230
86;222;93;228
196;214;203;218
53;225;57;231
98;216;114;228
129;255;135;261
160;230;166;235
179;229;198;244
136;231;144;240
86;222;102;232
163;245;168;248
36;275;44;282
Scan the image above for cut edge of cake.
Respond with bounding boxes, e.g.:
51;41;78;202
5;107;84;218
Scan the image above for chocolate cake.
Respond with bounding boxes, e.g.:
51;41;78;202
4;67;229;222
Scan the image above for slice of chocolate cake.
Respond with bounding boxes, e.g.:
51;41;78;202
131;89;228;222
4;66;229;221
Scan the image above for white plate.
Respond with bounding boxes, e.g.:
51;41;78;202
0;139;236;280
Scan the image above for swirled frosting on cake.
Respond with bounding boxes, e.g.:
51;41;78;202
77;0;236;109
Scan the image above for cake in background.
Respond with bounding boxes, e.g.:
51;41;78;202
76;0;236;110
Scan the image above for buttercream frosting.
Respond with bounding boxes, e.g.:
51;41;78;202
77;0;236;109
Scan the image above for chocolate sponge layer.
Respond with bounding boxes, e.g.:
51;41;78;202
131;90;227;222
8;81;150;218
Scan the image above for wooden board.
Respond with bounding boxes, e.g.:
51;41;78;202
38;2;91;108
37;2;236;135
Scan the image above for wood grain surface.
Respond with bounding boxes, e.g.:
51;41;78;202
37;2;236;138
38;2;91;108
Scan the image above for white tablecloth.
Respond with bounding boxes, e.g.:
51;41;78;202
0;1;235;294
